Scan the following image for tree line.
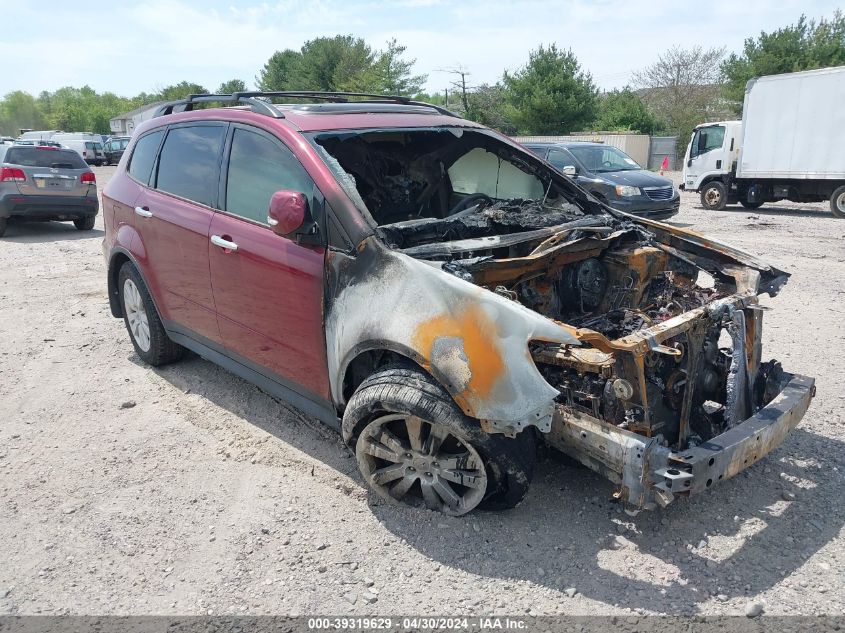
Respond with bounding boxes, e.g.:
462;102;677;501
2;11;843;146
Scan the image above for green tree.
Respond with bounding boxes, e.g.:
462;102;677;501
593;88;659;133
217;79;247;94
465;83;513;133
0;91;46;136
297;35;376;92
158;82;209;101
372;38;427;95
722;11;845;108
257;50;303;91
502;44;598;135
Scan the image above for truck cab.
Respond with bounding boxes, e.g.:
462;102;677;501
682;120;742;195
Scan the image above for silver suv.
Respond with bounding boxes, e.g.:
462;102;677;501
0;145;99;236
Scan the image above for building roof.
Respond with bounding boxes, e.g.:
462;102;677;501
111;101;167;122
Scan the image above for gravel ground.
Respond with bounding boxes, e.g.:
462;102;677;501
0;166;843;617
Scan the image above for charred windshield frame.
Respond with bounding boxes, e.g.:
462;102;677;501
305;127;617;232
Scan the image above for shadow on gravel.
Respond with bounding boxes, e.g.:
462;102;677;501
142;352;843;614
374;426;844;614
2;219;103;242
141;353;360;477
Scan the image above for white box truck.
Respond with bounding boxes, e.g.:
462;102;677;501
681;65;845;217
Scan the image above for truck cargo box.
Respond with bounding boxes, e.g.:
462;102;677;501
738;66;845;180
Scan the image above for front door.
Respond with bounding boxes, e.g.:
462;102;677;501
209;125;330;401
685;124;726;189
133;122;227;343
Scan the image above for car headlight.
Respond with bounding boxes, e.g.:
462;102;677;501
615;185;641;197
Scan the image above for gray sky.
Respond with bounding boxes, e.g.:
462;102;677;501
1;0;840;97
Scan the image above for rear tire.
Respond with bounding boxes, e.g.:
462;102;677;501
700;181;728;211
831;185;845;219
740;200;763;210
343;363;536;515
0;218;6;237
118;262;185;366
73;216;95;230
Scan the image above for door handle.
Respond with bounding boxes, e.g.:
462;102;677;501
134;206;153;218
210;234;238;252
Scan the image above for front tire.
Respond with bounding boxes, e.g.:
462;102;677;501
831;185;845;219
343;364;536;515
73;216;95;230
700;181;728;211
118;262;185;366
0;217;6;237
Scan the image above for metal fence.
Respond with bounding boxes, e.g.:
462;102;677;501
647;136;678;170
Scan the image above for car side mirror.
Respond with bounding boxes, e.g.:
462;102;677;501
267;190;319;243
697;134;707;153
562;165;577;177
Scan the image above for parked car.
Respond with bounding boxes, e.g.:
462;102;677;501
52;133;106;166
17;130;62;142
14;139;63;148
103;93;813;516
524;141;680;220
0;145;98;236
103;136;130;165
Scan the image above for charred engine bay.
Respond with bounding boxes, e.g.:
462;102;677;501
380;198;770;450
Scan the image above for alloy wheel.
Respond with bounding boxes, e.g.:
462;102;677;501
123;279;151;352
356;414;488;515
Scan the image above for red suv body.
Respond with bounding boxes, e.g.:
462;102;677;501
103;95;814;516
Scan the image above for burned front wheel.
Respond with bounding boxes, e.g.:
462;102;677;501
343;364;536;515
356;414;488;515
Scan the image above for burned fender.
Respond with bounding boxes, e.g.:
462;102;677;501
326;237;580;434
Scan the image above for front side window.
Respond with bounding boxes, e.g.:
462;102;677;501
127;130;164;185
225;128;313;225
156;125;226;206
691;126;725;158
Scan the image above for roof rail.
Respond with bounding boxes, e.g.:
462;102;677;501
153;91;457;119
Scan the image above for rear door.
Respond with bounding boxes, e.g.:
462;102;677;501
208;125;329;400
132;122;227;344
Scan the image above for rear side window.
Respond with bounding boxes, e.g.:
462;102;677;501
85;142;95;150
225;128;312;224
128;130;164;185
156;126;226;207
4;147;87;169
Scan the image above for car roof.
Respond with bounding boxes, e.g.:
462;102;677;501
525;141;605;149
136;102;484;135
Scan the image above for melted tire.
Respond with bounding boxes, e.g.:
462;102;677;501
342;363;536;512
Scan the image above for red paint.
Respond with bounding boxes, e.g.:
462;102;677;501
132;187;220;343
209;213;329;398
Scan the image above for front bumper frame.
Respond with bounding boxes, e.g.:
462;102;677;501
549;372;815;511
650;372;815;505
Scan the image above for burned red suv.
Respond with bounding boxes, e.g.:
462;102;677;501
103;92;815;516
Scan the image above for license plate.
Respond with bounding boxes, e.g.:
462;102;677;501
35;178;46;187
